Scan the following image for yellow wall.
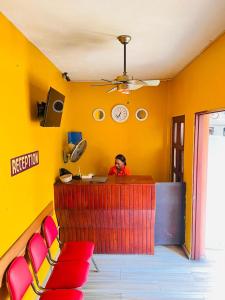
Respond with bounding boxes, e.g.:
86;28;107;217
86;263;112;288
168;33;225;252
0;13;69;299
63;82;169;181
0;12;170;298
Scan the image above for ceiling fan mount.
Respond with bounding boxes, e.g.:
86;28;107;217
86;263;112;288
92;35;160;94
117;35;131;45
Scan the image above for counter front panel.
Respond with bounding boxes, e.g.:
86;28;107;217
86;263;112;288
54;176;155;254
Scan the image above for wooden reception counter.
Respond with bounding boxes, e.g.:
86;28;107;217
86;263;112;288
54;176;155;254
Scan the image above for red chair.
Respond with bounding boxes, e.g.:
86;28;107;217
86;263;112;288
42;216;99;271
28;233;89;290
7;256;83;300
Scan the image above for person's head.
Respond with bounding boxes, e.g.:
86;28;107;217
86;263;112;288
115;154;127;170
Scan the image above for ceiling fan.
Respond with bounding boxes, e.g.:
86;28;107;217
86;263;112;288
93;35;160;94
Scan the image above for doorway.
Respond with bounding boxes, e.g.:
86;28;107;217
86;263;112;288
206;112;225;251
192;110;225;259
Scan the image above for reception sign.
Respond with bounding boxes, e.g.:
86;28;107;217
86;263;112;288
11;151;39;176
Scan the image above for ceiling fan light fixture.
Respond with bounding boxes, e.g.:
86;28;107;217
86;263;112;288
118;83;127;90
120;89;130;95
118;83;130;94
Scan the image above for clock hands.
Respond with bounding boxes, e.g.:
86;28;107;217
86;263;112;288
116;111;122;118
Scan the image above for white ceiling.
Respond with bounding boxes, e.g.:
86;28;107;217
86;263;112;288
1;0;225;81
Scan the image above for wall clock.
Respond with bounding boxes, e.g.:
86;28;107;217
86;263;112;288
111;104;129;123
136;108;148;121
93;108;105;121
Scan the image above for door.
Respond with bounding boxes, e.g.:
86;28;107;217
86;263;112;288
192;113;209;259
171;115;185;182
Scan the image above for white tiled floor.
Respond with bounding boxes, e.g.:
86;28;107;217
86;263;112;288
84;246;225;300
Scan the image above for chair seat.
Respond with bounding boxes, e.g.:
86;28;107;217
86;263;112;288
58;241;94;262
40;289;83;300
46;260;89;289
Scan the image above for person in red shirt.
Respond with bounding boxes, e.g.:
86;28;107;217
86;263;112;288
108;154;131;176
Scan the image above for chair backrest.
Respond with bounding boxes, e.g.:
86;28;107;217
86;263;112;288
7;256;33;300
42;216;58;248
28;233;48;272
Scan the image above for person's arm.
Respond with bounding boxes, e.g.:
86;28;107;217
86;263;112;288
124;166;131;175
108;166;115;175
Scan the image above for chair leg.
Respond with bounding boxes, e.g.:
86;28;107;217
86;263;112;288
31;282;43;296
91;257;100;272
33;271;46;290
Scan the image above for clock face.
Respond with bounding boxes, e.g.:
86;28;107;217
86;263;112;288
111;105;129;123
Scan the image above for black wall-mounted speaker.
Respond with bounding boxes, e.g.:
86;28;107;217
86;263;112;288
37;87;65;127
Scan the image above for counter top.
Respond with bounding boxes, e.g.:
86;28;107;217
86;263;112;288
55;175;155;185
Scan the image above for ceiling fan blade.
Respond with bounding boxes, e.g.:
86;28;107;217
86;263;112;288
142;80;160;86
127;83;144;90
91;83;114;86
127;79;142;85
107;87;117;93
101;78;124;84
101;79;113;82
